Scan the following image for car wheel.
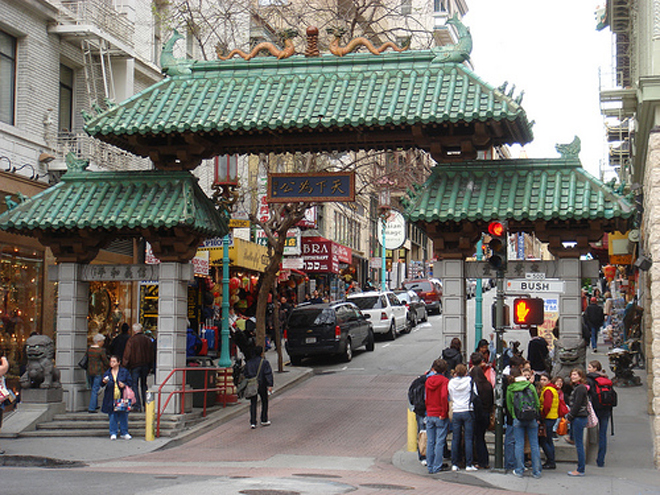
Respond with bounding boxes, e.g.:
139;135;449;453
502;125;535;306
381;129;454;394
342;338;353;362
437;302;443;315
365;329;375;352
422;310;428;322
411;313;417;327
290;355;302;366
387;321;396;341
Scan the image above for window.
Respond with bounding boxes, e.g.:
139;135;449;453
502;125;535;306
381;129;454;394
434;0;447;13
59;65;74;132
0;30;16;125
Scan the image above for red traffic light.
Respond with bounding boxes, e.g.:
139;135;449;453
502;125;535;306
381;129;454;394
513;298;545;326
488;221;505;237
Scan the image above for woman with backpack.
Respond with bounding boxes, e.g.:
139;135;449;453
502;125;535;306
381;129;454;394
448;364;477;471
587;360;615;467
566;367;590;476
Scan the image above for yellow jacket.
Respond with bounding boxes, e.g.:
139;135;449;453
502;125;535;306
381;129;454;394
540;384;559;419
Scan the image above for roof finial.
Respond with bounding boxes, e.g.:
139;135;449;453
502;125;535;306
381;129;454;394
555;136;581;159
306;26;320;57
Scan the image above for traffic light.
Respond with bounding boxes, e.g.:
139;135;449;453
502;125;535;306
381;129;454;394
513;298;545;326
491;302;510;327
487;220;507;270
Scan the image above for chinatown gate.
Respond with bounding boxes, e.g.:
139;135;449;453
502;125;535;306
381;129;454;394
0;20;633;414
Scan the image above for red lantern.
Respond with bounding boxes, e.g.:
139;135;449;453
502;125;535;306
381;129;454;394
229;277;241;291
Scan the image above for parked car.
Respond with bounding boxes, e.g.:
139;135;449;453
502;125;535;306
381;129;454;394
347;291;408;340
394;289;428;327
285;302;374;365
401;279;443;315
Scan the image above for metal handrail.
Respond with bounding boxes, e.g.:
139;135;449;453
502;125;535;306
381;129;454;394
156;366;229;437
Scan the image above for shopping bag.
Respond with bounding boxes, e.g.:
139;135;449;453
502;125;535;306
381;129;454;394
0;377;16;403
557;417;569;436
113;398;132;412
417;430;427;457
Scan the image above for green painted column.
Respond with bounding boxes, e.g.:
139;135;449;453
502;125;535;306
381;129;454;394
475;238;483;343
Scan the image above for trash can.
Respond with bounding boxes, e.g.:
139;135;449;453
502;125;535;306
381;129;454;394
186;357;216;408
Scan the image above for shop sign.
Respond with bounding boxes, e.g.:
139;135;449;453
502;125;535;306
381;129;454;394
267;172;355;202
229;219;250;228
192;250;209;276
297;206;317;228
301;237;351;273
200;235;234;249
370;257;381;269
377;210;406;250
282;257;304;270
255;228;301;256
80;264;160;281
610;254;633;265
204;238;269;272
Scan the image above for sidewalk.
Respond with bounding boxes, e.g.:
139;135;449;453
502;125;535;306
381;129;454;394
0;348;313;465
394;348;660;494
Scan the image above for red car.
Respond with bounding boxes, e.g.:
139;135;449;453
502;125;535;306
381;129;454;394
401;279;443;315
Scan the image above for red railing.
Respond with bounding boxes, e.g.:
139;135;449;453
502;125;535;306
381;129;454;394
156;367;234;437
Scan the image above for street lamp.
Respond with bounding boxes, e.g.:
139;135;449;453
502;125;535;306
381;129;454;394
377;182;392;292
212;155;239;369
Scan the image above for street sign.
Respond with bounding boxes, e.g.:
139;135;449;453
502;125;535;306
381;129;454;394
525;272;546;280
464;260;599;279
377;210;407;250
506;279;565;293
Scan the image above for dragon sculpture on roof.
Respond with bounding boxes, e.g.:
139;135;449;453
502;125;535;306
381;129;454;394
216;29;298;61
326;27;410;56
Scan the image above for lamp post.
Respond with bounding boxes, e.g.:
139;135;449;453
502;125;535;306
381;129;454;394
212;155;238;368
475;237;483;343
377;182;392;292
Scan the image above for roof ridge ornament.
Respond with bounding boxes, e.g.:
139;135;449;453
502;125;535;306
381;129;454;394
326;27;410;56
161;29;194;76
555;136;581;159
431;14;472;64
65;152;89;172
216;29;298;61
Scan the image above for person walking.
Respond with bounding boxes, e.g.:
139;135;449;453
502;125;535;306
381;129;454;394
0;351;10;454
527;327;550;377
101;355;133;440
109;323;130;362
122;323;154;412
584;297;605;352
86;333;109;413
469;353;493;469
506;366;542;479
566;367;590;476
245;345;273;428
587;360;615;467
424;358;450;473
538;372;559;469
441;338;462;377
448;363;476;471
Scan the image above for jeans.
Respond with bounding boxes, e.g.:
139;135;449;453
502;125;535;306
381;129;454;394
130;365;150;411
473;416;490;467
249;387;269;425
539;418;557;464
451;411;474;467
108;410;129;436
596;408;611;467
426;416;449;473
513;418;541;477
88;375;103;412
571;416;588;473
505;423;516;470
590;325;599;350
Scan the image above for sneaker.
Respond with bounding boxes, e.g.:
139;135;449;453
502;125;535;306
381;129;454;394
465;465;478;472
261;421;271;426
121;434;132;440
421;459;427;466
451;465;459;471
110;434;117;440
512;470;523;478
532;473;542;479
250;424;257;429
542;462;556;470
567;470;585;477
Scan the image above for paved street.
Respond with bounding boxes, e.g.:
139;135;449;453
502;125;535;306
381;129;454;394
1;298;660;494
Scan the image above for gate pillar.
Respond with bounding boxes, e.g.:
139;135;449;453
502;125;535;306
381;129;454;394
434;259;467;352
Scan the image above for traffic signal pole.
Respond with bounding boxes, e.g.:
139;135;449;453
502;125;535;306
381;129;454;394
493;268;505;472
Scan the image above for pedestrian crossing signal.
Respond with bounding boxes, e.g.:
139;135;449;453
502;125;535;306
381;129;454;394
513;298;544;326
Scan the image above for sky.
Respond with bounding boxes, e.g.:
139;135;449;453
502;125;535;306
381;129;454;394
464;1;613;178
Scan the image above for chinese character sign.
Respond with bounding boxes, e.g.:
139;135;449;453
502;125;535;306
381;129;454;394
267;172;355;203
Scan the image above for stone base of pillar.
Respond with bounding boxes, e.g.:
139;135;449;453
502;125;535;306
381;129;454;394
61;384;90;412
21;388;64;403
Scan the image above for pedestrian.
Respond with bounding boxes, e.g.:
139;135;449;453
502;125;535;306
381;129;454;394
86;333;109;413
441;338;462;377
538;372;559;469
245;345;273;429
469;353;493;469
0;350;10;454
122;322;154;413
109;323;130;362
309;290;323;304
424;358;450;473
527;327;550;377
504;355;526;471
506;366;542;479
584;297;604;352
472;338;495;386
448;363;477;471
586;360;615;467
101;355;133;440
566;367;590;476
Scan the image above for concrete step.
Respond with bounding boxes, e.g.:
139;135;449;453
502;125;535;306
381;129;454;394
19;428;178;438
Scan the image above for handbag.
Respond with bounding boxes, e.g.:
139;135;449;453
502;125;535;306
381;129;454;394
586;399;599;428
488;410;496;431
538;421;547;437
114;386;135;412
0;376;16;403
417;430;427;457
243;359;263;399
557;398;569;418
78;352;88;370
556;417;569;436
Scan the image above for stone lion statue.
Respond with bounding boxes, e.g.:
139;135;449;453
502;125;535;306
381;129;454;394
20;334;61;389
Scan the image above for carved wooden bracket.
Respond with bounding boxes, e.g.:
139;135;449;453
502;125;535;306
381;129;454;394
36;230;112;263
143;227;204;262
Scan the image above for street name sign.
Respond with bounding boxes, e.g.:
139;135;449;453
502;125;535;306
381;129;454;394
506;279;565;293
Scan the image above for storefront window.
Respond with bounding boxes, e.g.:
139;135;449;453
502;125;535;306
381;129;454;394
0;244;43;368
88;281;132;341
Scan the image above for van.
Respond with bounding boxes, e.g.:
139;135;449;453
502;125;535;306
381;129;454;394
401;279;443;315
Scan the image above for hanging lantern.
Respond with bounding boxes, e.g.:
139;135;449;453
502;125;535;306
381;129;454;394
229;277;241;291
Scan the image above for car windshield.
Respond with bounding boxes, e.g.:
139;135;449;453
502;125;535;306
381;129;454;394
348;296;382;310
395;292;411;303
403;281;432;292
288;308;335;327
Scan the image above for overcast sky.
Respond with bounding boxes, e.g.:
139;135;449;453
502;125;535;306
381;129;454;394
465;1;612;178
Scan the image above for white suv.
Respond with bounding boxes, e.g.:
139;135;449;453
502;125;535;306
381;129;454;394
347;291;408;340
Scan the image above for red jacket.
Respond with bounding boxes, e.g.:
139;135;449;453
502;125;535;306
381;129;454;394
425;373;449;418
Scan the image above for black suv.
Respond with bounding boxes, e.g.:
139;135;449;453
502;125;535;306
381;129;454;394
285;302;374;365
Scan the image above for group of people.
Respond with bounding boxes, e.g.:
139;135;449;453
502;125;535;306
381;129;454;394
84;322;155;440
413;337;616;478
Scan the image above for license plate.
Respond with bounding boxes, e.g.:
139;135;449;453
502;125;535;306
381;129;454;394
305;337;317;344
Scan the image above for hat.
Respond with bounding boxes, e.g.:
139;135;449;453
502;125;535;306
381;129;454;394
590;297;597;303
93;333;105;343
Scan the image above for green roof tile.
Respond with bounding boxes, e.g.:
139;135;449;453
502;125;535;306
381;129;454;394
403;159;634;225
0;170;228;237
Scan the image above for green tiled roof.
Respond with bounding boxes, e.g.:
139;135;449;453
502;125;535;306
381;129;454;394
83;50;533;157
403;159;634;225
0;170;228;237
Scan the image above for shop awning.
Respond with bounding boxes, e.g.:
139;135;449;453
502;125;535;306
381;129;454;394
200;237;269;272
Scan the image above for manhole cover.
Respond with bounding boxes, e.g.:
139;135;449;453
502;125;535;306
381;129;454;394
293;473;342;479
239;491;301;495
359;484;414;491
